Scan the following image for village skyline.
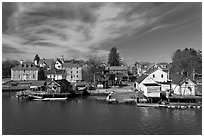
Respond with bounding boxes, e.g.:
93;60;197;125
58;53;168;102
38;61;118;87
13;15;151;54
2;2;202;65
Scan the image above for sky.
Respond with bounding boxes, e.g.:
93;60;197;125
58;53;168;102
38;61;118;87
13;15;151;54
2;2;202;65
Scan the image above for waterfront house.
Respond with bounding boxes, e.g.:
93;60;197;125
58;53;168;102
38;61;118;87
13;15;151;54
45;68;66;80
30;80;46;91
135;67;170;97
46;79;73;93
136;74;161;97
63;61;83;82
11;61;39;81
172;78;196;96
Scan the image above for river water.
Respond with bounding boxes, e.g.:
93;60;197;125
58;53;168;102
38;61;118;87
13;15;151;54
2;92;202;135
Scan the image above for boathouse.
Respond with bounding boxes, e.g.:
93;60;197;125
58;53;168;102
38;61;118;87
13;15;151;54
172;78;196;96
30;80;46;91
46;79;72;93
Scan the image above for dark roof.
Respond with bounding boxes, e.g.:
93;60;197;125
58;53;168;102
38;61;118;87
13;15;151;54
145;67;159;74
38;59;54;66
45;68;66;75
56;59;63;64
63;62;81;68
11;62;38;70
30;81;46;86
136;74;148;83
55;79;71;86
143;83;160;86
64;59;86;66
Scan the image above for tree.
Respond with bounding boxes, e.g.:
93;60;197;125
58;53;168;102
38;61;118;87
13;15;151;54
34;54;40;64
38;67;46;80
108;47;121;66
2;59;19;77
171;48;202;80
82;55;105;83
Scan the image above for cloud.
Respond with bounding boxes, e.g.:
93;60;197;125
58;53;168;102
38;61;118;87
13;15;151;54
3;2;195;61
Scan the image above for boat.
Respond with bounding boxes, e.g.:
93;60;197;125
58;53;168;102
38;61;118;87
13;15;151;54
33;97;68;101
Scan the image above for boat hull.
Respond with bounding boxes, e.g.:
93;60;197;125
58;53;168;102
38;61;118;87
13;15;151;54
33;98;68;101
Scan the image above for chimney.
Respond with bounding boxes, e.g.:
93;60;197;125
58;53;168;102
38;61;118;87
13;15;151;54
20;60;23;64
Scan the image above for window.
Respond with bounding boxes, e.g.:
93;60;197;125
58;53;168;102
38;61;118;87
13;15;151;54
76;75;78;78
153;74;155;78
33;74;35;79
71;71;72;73
161;74;163;78
76;71;78;73
77;67;78;69
24;70;25;73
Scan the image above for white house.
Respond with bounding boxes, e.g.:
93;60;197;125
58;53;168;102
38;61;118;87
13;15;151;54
136;67;169;97
55;59;64;70
172;78;196;96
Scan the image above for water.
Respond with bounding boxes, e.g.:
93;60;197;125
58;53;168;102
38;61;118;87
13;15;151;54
2;92;202;135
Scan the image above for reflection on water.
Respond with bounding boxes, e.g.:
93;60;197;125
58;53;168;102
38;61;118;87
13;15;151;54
2;93;202;135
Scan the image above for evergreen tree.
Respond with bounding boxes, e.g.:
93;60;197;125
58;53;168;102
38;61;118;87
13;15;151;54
108;47;121;66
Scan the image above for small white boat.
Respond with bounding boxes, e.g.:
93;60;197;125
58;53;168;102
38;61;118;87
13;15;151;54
33;97;68;101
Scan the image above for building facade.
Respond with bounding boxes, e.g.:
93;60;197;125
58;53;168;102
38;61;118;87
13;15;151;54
109;66;128;81
63;62;83;82
11;61;38;81
45;68;66;80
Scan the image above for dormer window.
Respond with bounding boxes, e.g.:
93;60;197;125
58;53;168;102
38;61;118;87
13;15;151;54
153;74;155;78
161;74;163;78
26;64;29;67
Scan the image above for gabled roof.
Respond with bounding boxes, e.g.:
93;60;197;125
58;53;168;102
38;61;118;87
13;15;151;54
11;62;38;70
38;59;54;66
56;59;63;64
146;63;170;74
63;62;81;68
145;67;159;75
136;74;148;83
180;78;196;85
55;79;71;86
64;59;86;66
